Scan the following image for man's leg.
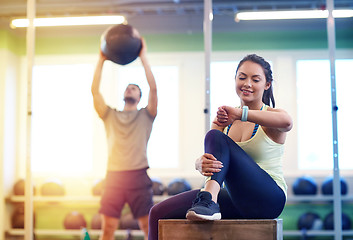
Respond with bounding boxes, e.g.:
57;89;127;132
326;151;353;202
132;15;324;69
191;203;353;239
99;214;119;240
138;214;149;240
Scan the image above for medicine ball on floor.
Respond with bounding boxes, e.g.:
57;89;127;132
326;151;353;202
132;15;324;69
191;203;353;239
91;213;102;230
119;213;140;230
11;206;25;228
292;176;318;195
41;179;65;196
321;176;348;195
11;205;36;229
297;212;323;230
63;211;87;229
323;212;352;230
100;24;142;65
152;178;165;195
167;178;192;195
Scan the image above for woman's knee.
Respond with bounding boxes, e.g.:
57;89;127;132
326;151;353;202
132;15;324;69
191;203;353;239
205;129;224;143
149;202;162;221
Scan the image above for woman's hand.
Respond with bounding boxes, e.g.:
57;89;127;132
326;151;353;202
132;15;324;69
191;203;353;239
213;106;242;127
195;153;223;176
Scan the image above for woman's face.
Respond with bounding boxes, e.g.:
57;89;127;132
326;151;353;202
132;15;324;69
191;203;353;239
235;61;270;104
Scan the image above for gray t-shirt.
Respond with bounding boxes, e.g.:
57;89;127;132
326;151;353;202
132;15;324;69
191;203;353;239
101;107;155;171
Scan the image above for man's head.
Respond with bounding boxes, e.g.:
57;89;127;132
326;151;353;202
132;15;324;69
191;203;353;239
123;84;142;105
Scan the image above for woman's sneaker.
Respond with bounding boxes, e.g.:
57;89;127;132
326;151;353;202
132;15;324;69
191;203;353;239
186;191;221;221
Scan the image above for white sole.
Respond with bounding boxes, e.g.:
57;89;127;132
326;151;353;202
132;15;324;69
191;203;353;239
186;211;221;221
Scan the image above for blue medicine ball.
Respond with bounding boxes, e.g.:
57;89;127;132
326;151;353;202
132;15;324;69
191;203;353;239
167;178;192;195
100;24;142;65
292;176;318;195
152;178;165;196
321;176;348;195
297;212;323;230
323;212;352;230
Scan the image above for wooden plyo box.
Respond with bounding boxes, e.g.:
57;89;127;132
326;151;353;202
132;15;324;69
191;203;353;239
158;219;283;240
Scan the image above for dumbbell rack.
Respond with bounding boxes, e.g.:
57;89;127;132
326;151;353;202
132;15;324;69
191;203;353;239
283;195;353;238
5;195;169;238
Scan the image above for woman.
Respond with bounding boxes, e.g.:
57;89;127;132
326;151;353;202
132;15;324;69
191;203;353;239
148;54;293;240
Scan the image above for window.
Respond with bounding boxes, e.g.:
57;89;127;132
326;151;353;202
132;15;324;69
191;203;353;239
210;61;240;123
116;65;179;168
297;59;353;170
31;64;94;175
32;63;179;175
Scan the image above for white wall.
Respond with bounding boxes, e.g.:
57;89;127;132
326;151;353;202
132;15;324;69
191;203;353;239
11;48;353;195
0;48;21;237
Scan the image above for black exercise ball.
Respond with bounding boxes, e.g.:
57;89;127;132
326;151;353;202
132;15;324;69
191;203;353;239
63;211;87;229
41;179;65;196
321;176;348;195
323;212;352;230
167;178;192;195
92;179;105;196
297;212;323;230
13;179;36;195
292;176;318;195
100;24;142;65
152;178;165;195
91;213;102;230
119;213;140;230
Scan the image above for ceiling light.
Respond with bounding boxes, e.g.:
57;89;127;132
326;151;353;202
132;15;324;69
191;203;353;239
235;9;353;21
10;15;126;28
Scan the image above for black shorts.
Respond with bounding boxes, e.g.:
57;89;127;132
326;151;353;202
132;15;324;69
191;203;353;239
99;169;153;219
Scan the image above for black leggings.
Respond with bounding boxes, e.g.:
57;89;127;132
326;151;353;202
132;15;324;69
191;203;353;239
148;129;286;240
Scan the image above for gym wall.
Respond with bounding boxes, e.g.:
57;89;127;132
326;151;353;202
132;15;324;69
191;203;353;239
1;24;353;239
1;26;353;186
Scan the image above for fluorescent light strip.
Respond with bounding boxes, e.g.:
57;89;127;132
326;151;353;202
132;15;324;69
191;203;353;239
11;15;125;28
235;9;353;21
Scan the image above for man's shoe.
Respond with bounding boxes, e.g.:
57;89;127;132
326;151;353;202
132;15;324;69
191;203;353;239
186;191;221;221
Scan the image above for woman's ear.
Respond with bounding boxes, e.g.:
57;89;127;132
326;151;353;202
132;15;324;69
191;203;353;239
265;81;271;90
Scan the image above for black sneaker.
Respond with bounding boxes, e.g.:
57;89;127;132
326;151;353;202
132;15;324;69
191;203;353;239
186;191;221;221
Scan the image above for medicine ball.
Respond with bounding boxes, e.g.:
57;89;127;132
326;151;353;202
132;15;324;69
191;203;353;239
11;206;25;228
13;179;36;195
100;24;142;65
63;211;87;229
92;179;105;196
152;178;165;195
321;176;348;195
91;213;102;230
292;176;318;195
297;212;323;230
11;205;36;229
167;178;192;195
119;213;140;230
323;212;352;230
41;179;65;196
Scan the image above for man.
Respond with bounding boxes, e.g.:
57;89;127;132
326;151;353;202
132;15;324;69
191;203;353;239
91;38;157;240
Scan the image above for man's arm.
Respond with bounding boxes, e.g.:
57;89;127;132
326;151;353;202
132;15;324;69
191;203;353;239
91;51;109;118
139;38;158;117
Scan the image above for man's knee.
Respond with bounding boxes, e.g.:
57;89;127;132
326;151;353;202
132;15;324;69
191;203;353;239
102;215;119;235
138;214;149;232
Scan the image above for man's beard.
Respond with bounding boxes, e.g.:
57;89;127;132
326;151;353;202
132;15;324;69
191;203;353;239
124;97;138;105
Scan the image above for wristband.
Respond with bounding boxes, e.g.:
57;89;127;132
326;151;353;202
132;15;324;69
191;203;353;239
241;106;248;122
